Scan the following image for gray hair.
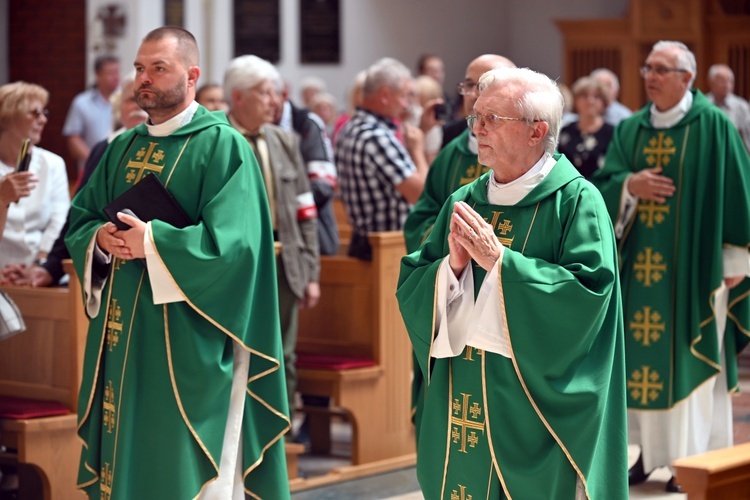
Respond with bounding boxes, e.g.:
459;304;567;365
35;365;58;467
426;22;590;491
362;58;412;98
708;63;734;82
477;67;563;154
651;41;697;88
223;55;281;103
590;68;620;93
110;70;137;128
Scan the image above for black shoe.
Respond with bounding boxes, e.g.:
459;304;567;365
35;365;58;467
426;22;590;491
628;453;649;485
666;476;681;493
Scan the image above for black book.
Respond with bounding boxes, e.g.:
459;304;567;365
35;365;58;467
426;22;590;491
103;173;192;231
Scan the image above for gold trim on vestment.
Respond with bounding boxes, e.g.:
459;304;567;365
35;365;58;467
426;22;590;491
440;363;454;500
728;287;750;337
495;252;591;499
77;234;119;491
143;138;291;497
520;203;540;255
110;271;146;494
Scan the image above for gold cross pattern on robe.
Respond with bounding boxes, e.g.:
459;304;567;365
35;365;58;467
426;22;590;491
125;141;166;184
630;306;665;347
637;200;670;228
634;247;666;287
451;484;473;500
486;211;515;247
460;163;486;186
106;299;123;351
451;393;485;453
643;132;676;169
103;380;117;433
627;366;664;405
463;346;484;362
100;462;113;500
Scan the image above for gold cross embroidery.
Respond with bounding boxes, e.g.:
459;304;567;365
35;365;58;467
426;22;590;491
637;200;670;228
628;366;664;405
451;484;473;500
634;247;666;287
463;346;484;361
460;163;487;185
100;462;113;500
643;132;676;169
487;211;515;247
113;258;125;270
103;380;116;433
631;306;665;347
106;300;123;351
125;142;165;184
451;393;485;453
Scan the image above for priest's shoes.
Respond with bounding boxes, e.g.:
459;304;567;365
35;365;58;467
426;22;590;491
666;476;682;493
628;453;650;485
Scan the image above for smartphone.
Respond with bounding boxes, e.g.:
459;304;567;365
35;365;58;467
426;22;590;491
16;138;32;172
434;103;447;120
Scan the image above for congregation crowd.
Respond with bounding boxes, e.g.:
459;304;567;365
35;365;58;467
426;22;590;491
0;24;749;499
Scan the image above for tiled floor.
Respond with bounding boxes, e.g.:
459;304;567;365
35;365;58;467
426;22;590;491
292;353;750;499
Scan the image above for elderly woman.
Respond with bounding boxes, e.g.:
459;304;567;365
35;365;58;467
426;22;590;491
0;81;70;270
557;76;614;179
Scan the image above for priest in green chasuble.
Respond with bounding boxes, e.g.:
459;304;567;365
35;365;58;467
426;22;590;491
397;67;628;499
592;40;750;493
403;54;515;445
65;27;290;499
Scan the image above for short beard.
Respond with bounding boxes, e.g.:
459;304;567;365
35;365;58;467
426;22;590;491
135;75;187;115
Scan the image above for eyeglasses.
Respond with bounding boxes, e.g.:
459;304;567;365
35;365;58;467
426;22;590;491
640;65;687;78
456;81;478;96
29;108;49;118
467;112;537;130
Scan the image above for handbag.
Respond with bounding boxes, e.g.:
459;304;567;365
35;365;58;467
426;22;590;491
0;289;26;341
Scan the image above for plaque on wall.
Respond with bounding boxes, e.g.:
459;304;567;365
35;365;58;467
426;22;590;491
164;0;184;27
234;0;280;62
300;0;340;64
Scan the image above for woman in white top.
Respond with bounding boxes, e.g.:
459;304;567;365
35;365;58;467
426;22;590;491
0;81;70;269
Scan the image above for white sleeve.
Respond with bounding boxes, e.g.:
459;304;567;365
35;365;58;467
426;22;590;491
723;245;750;278
466;258;511;358
144;222;185;304
38;154;71;253
432;258;474;358
614;174;639;238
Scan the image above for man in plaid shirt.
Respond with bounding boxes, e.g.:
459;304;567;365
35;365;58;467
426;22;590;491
335;57;428;260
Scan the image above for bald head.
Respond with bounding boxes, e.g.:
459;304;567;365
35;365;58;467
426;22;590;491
462;54;516;117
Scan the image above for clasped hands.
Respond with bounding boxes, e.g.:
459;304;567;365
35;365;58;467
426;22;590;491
448;201;503;276
96;212;147;260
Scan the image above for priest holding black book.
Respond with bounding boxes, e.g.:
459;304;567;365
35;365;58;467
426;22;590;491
65;26;291;499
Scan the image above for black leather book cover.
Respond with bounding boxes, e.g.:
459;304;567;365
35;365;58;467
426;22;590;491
103;173;192;231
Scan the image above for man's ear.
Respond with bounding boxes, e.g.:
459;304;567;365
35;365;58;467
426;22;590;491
187;66;201;89
529;121;549;146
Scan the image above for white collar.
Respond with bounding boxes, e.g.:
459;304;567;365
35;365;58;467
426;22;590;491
487;153;555;205
650;91;693;129
146;101;199;137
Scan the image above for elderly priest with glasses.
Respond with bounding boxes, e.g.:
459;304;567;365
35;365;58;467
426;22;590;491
397;66;628;499
593;40;750;493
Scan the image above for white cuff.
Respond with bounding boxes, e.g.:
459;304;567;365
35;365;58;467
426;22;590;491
432;259;473;358
723;245;750;278
144;222;185;304
615;174;638;239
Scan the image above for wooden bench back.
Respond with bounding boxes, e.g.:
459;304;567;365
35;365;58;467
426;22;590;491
0;261;86;412
297;231;406;364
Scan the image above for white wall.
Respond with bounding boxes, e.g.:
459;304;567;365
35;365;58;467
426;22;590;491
0;0;629;110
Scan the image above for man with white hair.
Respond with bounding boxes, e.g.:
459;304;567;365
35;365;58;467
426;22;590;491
593;40;750;493
336;57;428;260
591;67;633;126
397;66;627;499
224;54;321;423
706;63;750;152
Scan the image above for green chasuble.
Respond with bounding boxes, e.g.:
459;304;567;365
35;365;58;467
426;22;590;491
403;128;488;442
65;107;290;499
397;155;628;499
592;90;750;410
404;128;488;254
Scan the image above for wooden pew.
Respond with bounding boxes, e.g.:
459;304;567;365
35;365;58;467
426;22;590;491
332;196;351;247
673;443;750;499
0;261;85;500
296;231;415;472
